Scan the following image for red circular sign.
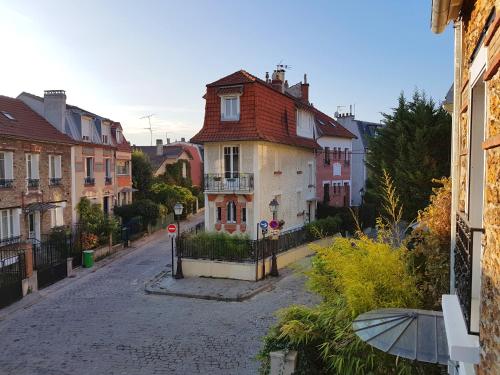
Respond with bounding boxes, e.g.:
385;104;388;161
269;220;279;229
167;224;177;233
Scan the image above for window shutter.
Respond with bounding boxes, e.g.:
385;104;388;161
33;154;39;179
4;152;13;179
13;208;21;236
56;156;62;178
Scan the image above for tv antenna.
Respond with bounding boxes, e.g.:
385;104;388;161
140;114;156;146
276;60;292;71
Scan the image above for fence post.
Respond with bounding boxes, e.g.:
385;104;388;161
21;241;38;296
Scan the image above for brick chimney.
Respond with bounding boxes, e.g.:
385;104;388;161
156;139;163;155
181;137;186;142
301;74;309;103
43;90;67;134
271;68;286;93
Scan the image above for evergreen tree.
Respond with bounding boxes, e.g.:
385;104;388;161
365;90;451;221
131;150;154;200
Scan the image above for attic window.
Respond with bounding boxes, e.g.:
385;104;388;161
329;121;336;127
317;119;325;125
1;112;15;120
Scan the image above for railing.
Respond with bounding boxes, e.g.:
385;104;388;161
0;179;14;188
84;176;95;185
0;236;21;248
27;179;39;188
455;213;483;335
105;176;113;185
204;173;254;192
49;177;62;186
178;227;310;263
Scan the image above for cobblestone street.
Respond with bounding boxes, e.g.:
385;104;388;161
0;214;318;375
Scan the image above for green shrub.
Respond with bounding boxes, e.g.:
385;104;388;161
181;232;253;260
305;216;342;239
114;199;160;230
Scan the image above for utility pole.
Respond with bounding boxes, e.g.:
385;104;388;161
140;114;155;146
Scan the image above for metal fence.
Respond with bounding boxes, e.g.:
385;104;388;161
178;227;311;263
0;248;26;308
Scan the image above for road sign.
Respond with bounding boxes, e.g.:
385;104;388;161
259;220;268;230
269;220;279;229
167;224;177;233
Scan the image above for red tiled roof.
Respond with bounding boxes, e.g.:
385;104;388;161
0;95;75;144
207;70;258;87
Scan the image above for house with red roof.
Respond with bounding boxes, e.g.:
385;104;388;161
0;95;75;247
192;67;355;238
18;90;133;221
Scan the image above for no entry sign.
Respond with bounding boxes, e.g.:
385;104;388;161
167;224;177;233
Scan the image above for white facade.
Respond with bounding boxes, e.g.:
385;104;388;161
204;141;316;239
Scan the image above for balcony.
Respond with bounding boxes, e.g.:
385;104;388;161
49;177;62;186
455;213;483;335
27;179;39;188
84;176;95;186
204;173;254;193
0;235;21;248
105;176;113;185
0;179;14;188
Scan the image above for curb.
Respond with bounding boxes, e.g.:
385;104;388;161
144;271;283;302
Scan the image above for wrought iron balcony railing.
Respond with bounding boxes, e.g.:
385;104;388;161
455;213;483;335
84;176;95;186
105;176;113;185
0;179;14;188
0;235;21;248
27;179;39;188
49;177;62;186
204;173;254;192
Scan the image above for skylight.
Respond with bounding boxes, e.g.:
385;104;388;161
329;121;336;127
1;111;15;120
318;119;325;125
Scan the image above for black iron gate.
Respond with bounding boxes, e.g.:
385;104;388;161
33;240;67;289
0;248;26;308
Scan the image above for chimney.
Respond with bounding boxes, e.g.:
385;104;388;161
271;69;286;93
181;137;186;142
167;138;170;144
156;139;163;155
43;90;67;133
301;74;309;103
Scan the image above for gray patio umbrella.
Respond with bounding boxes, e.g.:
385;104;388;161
352;308;449;365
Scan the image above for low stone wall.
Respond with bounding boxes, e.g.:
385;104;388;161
182;237;333;281
93;243;124;261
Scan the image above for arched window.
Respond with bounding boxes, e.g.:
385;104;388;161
227;201;236;223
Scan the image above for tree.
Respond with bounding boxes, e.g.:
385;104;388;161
365;90;451;221
150;182;196;215
113;199;161;229
131;150;154;199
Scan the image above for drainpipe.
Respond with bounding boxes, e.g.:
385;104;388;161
431;0;463;34
450;20;462;294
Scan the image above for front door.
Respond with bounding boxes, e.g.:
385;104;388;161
28;212;40;242
103;196;109;215
224;146;239;189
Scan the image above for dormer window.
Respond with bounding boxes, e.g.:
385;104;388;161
116;129;122;143
82;117;92;142
102;122;110;144
221;96;240;121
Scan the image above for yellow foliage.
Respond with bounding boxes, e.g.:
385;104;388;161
310;237;420;317
417;177;451;242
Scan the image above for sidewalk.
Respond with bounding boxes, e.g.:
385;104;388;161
145;236;334;302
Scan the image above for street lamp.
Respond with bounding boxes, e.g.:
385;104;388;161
268;198;279;277
174;202;184;279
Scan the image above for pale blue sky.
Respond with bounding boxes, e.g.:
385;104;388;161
0;0;453;145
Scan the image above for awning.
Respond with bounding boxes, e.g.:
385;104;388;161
353;308;449;365
24;202;59;213
120;187;138;193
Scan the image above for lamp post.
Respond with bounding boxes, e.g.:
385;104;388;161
269;198;279;277
174;202;184;279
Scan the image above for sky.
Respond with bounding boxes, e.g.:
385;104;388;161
0;0;454;146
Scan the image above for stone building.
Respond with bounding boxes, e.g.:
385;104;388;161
18;91;133;222
0;96;74;246
430;0;499;374
191;68;323;239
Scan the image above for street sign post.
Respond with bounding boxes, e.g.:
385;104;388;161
168;224;177;278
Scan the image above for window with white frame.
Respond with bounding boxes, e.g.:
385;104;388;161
49;155;62;180
223;146;239;178
226;201;236;223
333;162;341;176
0;151;13;183
82;117;92;141
26;153;39;180
50;206;64;228
85;157;94;178
221;96;240;121
0;209;17;240
116;160;130;175
116;129;122;143
101;122;111;144
216;207;222;222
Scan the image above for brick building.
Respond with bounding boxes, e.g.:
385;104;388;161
430;1;499;374
18;91;133;221
314;110;356;207
0;96;75;247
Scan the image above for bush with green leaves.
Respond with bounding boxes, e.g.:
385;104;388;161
150;182;196;216
305;216;342;239
113;199;160;230
77;198;119;245
181;232;253;261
